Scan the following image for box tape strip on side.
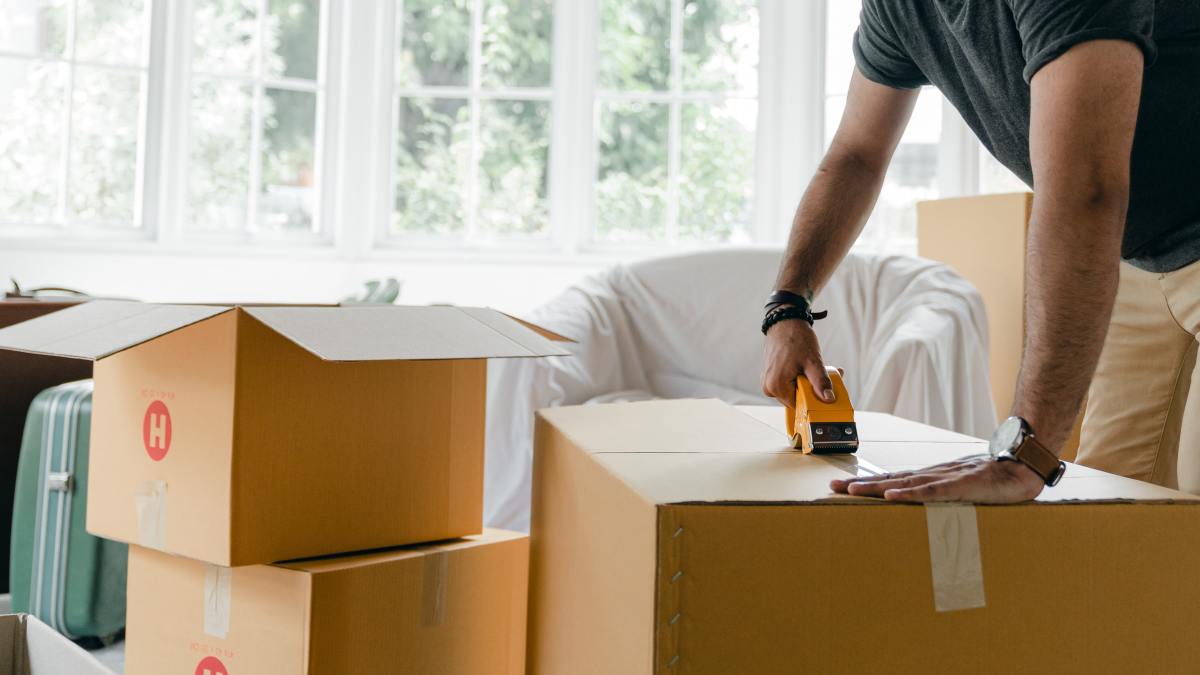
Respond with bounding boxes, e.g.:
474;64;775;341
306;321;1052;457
134;480;167;550
421;552;449;627
204;564;232;639
924;503;986;612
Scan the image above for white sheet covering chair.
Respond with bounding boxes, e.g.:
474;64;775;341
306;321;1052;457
484;248;996;531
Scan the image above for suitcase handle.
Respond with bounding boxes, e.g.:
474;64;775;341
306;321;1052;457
46;471;74;492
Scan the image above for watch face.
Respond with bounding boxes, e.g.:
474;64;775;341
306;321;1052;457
990;416;1024;458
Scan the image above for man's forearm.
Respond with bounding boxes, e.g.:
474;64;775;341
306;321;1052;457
1014;199;1124;453
773;150;888;301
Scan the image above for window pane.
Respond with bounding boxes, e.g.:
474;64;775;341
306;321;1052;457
481;0;551;88
824;0;859;96
478;99;549;236
0;58;65;223
69;66;142;225
74;0;149;66
265;0;320;81
393;97;469;236
193;0;258;76
823;94;845;147
259;88;316;232
189;77;252;231
679;100;755;242
598;0;669;91
0;0;68;57
396;0;471;88
865;89;941;250
596;101;668;241
681;0;757;93
980;152;1029;194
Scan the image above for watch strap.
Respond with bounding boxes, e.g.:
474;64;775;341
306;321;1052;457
1011;434;1066;486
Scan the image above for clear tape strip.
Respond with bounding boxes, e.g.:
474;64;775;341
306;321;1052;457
925;503;986;612
134;480;167;549
421;551;448;627
203;564;232;639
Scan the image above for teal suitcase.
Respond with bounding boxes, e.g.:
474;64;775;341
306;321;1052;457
9;380;127;642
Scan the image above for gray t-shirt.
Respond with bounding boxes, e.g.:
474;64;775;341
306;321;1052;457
854;0;1200;272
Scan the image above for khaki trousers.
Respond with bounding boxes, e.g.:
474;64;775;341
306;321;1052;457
1077;259;1200;491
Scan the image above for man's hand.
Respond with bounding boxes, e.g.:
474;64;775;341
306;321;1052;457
830;456;1044;503
761;318;835;408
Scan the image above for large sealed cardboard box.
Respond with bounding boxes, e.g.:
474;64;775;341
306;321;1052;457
1;613;111;675
0;301;567;566
530;399;1200;674
126;529;528;674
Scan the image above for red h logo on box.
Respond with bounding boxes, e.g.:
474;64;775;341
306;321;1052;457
142;400;172;461
195;656;228;675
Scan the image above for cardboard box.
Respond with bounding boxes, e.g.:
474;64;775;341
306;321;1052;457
529;399;1200;674
0;613;112;675
125;529;528;675
0;301;567;566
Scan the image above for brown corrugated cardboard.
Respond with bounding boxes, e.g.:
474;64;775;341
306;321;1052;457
0;301;568;566
529;399;1200;675
125;530;528;675
0;614;112;675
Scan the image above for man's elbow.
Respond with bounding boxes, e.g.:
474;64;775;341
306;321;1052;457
1075;178;1130;220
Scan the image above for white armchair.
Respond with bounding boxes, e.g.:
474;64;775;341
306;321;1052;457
484;248;995;531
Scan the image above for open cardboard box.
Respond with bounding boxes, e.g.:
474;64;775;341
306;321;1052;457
0;301;569;566
529;399;1200;674
125;529;528;675
0;614;111;675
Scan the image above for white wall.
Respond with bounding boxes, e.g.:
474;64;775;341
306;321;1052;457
0;247;605;314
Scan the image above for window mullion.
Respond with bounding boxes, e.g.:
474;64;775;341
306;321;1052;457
549;0;596;255
57;0;79;228
665;0;683;245
466;0;484;243
759;0;824;243
245;0;269;234
140;0;171;239
311;0;332;241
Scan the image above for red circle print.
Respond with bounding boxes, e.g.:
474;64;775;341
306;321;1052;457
142;399;172;461
195;657;228;675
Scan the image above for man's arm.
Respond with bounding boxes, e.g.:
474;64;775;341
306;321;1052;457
832;39;1144;502
1014;39;1142;452
762;70;917;407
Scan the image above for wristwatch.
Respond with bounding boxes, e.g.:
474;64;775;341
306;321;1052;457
988;416;1066;487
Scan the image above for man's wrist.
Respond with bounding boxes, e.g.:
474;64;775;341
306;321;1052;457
994;457;1046;496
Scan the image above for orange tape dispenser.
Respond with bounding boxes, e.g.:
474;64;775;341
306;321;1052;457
786;367;858;453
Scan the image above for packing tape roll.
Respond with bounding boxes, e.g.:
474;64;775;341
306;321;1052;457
134;480;167;549
204;564;232;639
924;503;986;612
421;551;448;627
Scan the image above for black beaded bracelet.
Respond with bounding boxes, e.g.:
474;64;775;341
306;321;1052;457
762;304;822;334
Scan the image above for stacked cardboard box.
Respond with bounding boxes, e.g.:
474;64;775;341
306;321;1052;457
0;301;568;674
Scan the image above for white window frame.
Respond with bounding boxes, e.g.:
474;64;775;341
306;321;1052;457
0;0;981;261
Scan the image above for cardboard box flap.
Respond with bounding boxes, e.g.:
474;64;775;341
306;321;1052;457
551;399;1200;506
276;529;526;574
0;614;112;675
538;399;789;454
243;305;571;361
0;300;230;360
